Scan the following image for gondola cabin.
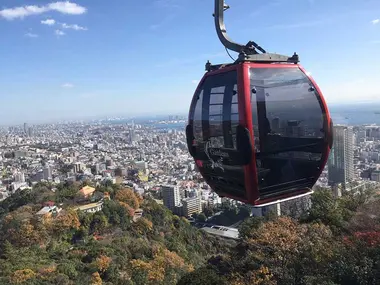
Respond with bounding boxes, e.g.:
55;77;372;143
186;61;333;206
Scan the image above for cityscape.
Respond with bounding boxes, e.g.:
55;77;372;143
1;114;379;232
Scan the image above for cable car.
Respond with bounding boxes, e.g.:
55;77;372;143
186;0;333;206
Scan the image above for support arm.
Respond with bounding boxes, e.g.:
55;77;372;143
214;0;246;54
212;0;299;64
214;0;263;55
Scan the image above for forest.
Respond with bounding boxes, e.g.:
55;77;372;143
0;182;380;285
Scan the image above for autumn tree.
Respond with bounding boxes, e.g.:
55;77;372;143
0;208;45;247
9;269;36;284
178;267;228;285
91;272;102;285
206;216;339;284
115;188;141;209
53;210;80;236
134;217;153;235
95;255;112;273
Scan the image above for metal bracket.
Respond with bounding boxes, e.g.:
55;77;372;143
214;0;259;55
213;0;299;64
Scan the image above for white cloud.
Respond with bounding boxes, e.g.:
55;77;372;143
372;19;380;24
61;23;87;30
55;29;65;36
41;19;56;25
25;32;38;38
191;80;199;85
62;83;74;88
48;2;86;15
0;2;86;20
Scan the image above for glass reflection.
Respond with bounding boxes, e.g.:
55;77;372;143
250;67;327;194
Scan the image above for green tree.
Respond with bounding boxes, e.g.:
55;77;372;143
90;213;108;234
238;204;251;219
302;189;344;232
239;216;265;240
203;206;214;218
196;213;207;223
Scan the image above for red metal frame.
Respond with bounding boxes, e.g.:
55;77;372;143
239;63;258;203
188;62;332;206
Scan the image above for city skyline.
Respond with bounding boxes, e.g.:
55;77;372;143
1;0;380;124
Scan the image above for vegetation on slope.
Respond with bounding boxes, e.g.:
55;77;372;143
179;188;380;285
0;182;229;284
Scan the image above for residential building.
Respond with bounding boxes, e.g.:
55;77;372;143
328;125;354;188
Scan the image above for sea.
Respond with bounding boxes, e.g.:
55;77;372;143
105;103;380;131
329;103;380;126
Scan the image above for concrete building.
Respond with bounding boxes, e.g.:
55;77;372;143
162;185;181;211
14;172;25;183
43;165;52;180
182;196;202;217
74;201;103;213
328;125;354;188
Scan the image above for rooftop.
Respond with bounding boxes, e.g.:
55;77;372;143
74;201;103;211
201;225;239;240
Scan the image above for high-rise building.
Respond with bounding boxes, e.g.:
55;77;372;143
271;117;280;133
43;165;52;181
162;185;181;211
128;120;135;144
182;196;202;217
328;125;354;187
23;123;28;135
14;172;25;183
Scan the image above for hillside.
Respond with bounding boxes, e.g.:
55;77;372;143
0;182;229;284
178;187;380;285
2;183;380;285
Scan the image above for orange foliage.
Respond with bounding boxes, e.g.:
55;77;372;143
251;217;304;253
41;213;53;227
115;188;141;209
161;249;185;269
5;220;42;247
129;247;192;283
70;249;88;258
135;217;153;234
3;214;14;224
229;267;276;285
95;255;112;273
91;272;102;285
53;210;80;233
38;265;57;280
9;269;36;284
250;266;276;285
119;202;135;217
130;259;152;271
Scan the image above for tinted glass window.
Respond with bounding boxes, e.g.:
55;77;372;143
191;70;246;199
250;67;327;195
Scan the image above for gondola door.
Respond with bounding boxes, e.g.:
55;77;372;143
187;68;250;202
250;65;328;202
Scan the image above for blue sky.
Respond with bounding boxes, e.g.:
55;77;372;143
0;0;379;125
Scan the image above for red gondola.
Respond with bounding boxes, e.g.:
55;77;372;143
186;0;333;206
